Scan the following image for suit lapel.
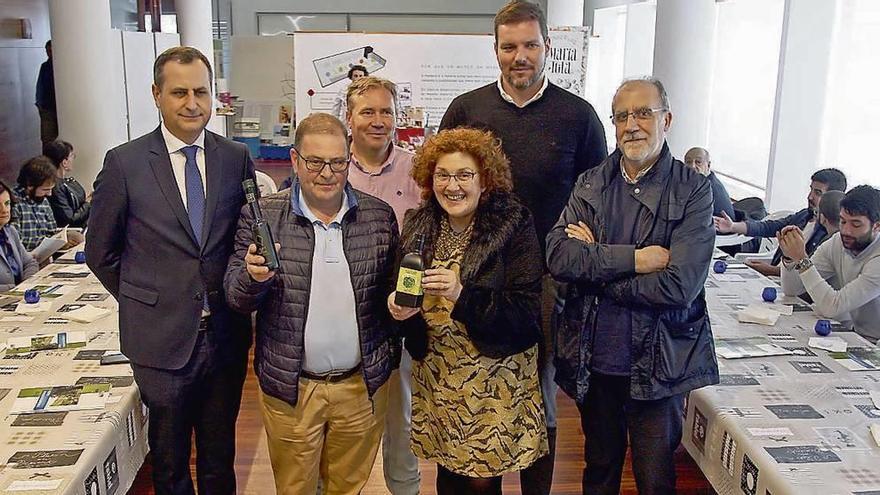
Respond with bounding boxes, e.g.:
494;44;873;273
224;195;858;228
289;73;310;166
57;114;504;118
201;132;222;253
146;128;199;248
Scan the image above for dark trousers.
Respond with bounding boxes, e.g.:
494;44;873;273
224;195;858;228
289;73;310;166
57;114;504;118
436;465;502;495
578;372;684;495
519;275;559;495
132;329;248;495
38;108;58;145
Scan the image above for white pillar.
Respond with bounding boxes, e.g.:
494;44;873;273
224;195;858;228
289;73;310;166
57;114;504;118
49;0;128;190
764;0;838;211
548;0;585;26
176;0;225;135
623;2;655;77
652;0;716;157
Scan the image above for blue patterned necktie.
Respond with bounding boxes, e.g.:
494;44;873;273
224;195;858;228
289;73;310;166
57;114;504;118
181;145;205;246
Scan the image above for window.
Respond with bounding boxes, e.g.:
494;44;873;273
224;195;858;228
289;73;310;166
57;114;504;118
706;0;785;197
587;6;629;152
821;0;880;189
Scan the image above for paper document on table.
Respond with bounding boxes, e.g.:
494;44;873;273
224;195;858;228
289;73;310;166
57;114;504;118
870;391;880;409
808;337;848;353
14;301;52;314
30;227;72;262
52;264;90;274
764;303;794;316
1;315;34;322
6;331;87;354
737;304;781;326
62;304;110;323
716;337;794;359
870;424;880;447
829;347;880;371
9;383;111;414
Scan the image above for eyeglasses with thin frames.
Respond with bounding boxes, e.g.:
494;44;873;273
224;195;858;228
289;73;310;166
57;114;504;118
433;171;478;185
291;145;350;173
610;107;667;125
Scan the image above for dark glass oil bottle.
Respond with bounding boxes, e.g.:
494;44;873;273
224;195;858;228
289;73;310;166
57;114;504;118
395;234;426;308
242;179;280;271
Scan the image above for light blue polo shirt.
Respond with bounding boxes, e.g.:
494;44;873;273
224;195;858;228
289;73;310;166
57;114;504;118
298;189;362;374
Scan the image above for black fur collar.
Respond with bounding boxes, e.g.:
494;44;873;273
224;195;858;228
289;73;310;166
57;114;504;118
400;192;528;283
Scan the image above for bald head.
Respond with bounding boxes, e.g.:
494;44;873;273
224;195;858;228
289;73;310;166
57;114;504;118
684;147;711;176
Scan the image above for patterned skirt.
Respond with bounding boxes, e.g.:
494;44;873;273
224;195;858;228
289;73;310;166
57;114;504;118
410;256;548;477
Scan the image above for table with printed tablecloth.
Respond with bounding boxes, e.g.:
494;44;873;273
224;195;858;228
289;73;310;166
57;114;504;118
683;256;880;495
0;253;147;495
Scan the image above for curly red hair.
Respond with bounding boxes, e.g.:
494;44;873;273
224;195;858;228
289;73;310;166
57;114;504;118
411;128;513;202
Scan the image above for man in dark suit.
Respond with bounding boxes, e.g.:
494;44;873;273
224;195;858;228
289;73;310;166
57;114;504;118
86;46;253;495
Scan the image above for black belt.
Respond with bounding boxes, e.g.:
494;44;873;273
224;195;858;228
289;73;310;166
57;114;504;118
300;364;362;383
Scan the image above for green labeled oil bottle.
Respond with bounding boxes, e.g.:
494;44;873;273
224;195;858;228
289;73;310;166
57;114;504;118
395;234;426;308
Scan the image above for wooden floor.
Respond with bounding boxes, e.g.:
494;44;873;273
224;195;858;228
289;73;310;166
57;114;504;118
129;350;713;494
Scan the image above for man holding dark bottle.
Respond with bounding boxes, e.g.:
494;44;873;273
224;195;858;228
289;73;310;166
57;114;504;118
224;112;400;495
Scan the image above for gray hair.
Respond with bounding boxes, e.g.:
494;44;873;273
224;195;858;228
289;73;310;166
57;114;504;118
614;76;671;112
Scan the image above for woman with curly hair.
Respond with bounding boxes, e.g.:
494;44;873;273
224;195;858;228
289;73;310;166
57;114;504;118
387;127;548;494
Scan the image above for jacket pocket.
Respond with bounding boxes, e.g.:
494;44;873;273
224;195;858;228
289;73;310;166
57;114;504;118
654;310;711;383
119;279;159;306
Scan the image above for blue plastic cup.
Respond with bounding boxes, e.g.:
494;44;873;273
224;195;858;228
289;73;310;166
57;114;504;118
762;287;777;302
74;251;86;264
815;319;832;336
713;260;727;274
24;289;40;304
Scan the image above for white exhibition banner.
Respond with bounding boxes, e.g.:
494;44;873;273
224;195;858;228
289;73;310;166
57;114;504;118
292;27;589;126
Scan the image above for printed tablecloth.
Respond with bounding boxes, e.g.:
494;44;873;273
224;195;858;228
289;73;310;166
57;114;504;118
0;254;147;494
683;258;880;495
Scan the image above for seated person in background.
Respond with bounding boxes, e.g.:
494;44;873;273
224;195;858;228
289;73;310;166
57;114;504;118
779;185;880;344
786;190;844;302
11;156;58;252
684;146;734;218
0;179;38;290
331;64;368;122
715;168;847;276
43;140;90;228
816;190;845;242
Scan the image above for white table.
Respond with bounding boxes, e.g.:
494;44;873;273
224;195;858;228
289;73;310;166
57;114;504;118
715;233;755;248
683;257;880;495
0;254;147;494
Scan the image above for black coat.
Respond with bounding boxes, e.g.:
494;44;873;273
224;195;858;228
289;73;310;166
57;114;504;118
50;177;90;228
546;144;720;403
224;182;400;407
86;127;253;370
398;192;543;359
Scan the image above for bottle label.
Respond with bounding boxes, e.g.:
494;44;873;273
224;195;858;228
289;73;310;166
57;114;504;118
396;267;423;296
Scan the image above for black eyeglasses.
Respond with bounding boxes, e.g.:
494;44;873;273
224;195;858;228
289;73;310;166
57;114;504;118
291;145;350;173
610;107;667;125
433;171;478;185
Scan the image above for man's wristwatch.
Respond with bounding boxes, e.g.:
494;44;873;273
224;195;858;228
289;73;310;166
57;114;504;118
793;257;813;273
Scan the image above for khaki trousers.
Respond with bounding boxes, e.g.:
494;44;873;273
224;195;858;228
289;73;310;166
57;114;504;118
259;375;389;495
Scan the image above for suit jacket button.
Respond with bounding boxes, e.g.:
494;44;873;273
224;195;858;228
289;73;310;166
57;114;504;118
194;292;203;300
